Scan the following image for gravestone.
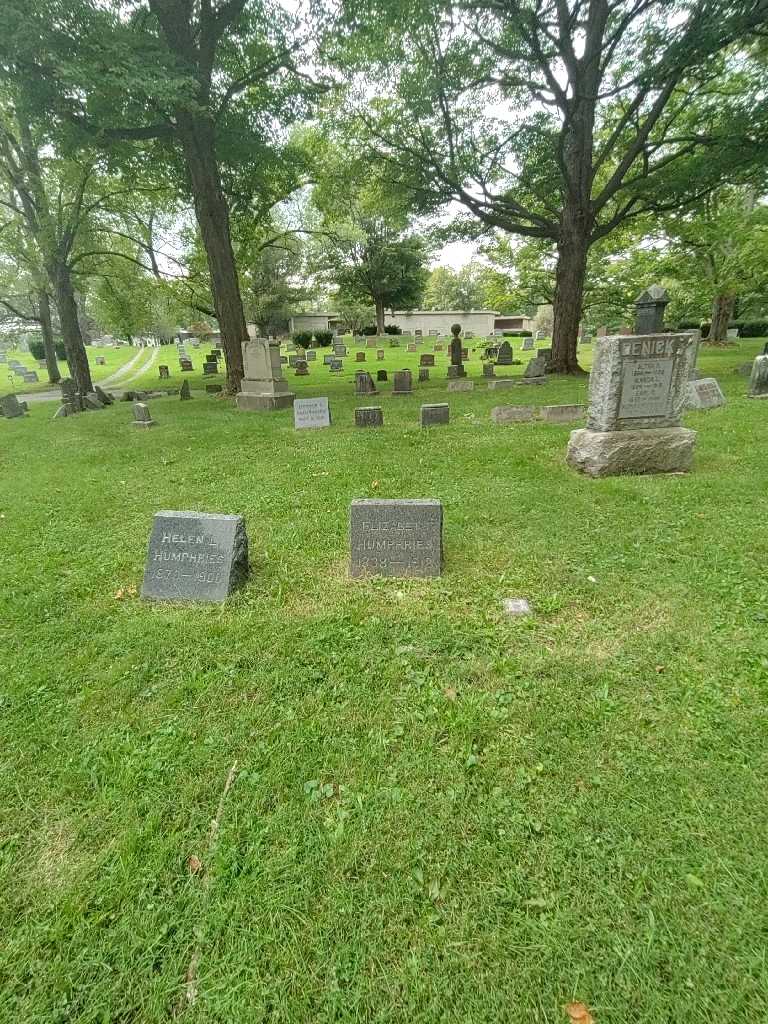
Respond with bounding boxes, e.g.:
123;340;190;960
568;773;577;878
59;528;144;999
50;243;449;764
356;351;366;362
237;337;295;411
392;369;412;395
447;380;473;392
434;344;444;352
334;344;347;357
420;354;435;367
329;359;343;373
95;356;106;366
141;511;248;603
83;392;104;410
566;332;697;477
206;384;223;394
491;405;535;424
634;285;669;334
487;378;523;390
483;363;495;379
288;354;299;367
407;343;417;353
132;402;155;428
366;338;378;348
180;380;192;401
22;371;39;383
685;378;725;410
448;324;466;378
180;358;193;372
502;598;532;617
0;393;26;418
355;406;384;428
203;361;218;375
523;355;547;379
389;338;400;347
294;359;309;376
418;368;429;382
95;386;113;405
159;365;170;379
377;349;385;360
421;403;449;427
521;337;535;351
539;404;586;423
305;350;317;361
323;355;334;365
376;369;388;382
496;341;514;365
349;499;442;578
355;371;377;396
293;396;331;429
748;356;768;398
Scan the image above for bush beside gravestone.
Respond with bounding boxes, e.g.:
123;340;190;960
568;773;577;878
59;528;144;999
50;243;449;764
313;330;334;347
292;331;313;347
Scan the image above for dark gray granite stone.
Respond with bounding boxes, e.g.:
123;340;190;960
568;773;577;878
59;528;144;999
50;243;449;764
392;370;412;394
496;341;513;365
180;380;192;400
420;354;435;367
141;510;249;603
376;369;388;381
355;371;377;395
350;499;442;577
421;403;449;427
418;368;429;382
203;361;218;375
355;406;384;427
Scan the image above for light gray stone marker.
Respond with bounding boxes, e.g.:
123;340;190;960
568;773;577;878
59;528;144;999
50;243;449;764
350;499;442;577
142;510;248;603
567;332;697;477
685;378;725;410
293;396;331;429
447;380;473;392
491;405;535;424
540;404;586;423
132;401;155;428
748;355;768;398
0;393;26;418
237;337;295;411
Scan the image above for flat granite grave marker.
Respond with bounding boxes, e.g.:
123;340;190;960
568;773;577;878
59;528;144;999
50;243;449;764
141;511;248;603
355;406;384;428
421;403;449;427
447;380;473;392
685;378;725;410
566;332;697;477
491;405;535;424
540;404;586;423
294;396;331;429
350;499;442;577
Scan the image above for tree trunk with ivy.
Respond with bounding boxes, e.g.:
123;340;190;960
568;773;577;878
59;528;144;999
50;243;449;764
707;292;736;345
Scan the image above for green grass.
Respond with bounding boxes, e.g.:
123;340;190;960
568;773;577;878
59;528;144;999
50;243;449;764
4;345;140;395
1;339;767;1023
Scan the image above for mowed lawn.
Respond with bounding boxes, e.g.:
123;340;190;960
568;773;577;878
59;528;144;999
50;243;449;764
1;340;767;1023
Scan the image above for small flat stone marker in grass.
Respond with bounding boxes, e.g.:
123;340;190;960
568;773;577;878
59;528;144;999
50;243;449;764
83;392;104;410
294;396;331;429
350;499;442;578
355;406;383;428
502;598;531;617
748;355;768;398
206;383;223;394
142;510;249;603
491;405;534;424
421;403;449;427
420;354;435;367
685;378;725;410
447;380;473;392
540;404;586;423
132;401;155;428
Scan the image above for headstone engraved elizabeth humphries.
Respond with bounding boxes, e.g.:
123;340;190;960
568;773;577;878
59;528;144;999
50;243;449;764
141;511;249;602
350;499;443;577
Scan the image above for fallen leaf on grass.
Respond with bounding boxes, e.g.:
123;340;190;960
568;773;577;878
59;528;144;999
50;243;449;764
187;855;203;874
443;687;457;701
113;584;138;600
655;665;666;673
371;480;380;489
565;1002;595;1023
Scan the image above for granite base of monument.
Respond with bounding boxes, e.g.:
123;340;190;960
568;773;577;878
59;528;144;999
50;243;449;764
350;499;442;578
141;511;249;603
566;427;697;478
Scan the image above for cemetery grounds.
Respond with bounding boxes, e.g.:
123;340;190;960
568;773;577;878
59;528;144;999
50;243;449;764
1;338;767;1023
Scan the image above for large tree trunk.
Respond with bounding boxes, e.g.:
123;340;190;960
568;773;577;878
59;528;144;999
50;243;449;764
707;292;736;345
38;289;60;383
177;114;246;393
550;211;590;374
50;261;93;394
374;298;385;335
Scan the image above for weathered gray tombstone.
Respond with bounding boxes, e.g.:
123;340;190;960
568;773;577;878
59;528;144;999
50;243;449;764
355;406;384;428
420;354;435;367
685;378;725;410
748;355;768;398
141;510;248;603
83;392;104;410
377;349;385;360
293;396;331;429
407;343;417;353
237;337;295;411
366;338;378;348
447;380;473;392
206;384;223;394
523;355;547;379
294;359;309;376
305;350;317;361
634;285;669;335
349;499;442;577
203;361;218;375
418;367;429;382
539;404;586;423
521;337;535;351
334;344;348;357
491;405;535;424
566;332;698;477
356;351;367;362
329;359;343;373
376;369;388;382
421;403;449;427
355;370;377;396
483;362;495;378
0;393;26;418
392;369;412;395
288;354;299;367
323;354;334;365
95;386;113;405
496;341;514;365
132;401;155;428
180;379;192;401
159;365;170;379
180;358;194;371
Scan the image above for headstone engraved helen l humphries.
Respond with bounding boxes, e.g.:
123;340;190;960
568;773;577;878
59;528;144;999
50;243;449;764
142;511;249;603
293;396;331;429
350;499;442;577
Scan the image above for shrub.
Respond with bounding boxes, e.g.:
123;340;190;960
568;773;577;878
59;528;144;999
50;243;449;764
313;330;334;347
677;320;703;331
362;325;378;335
383;324;402;335
502;330;533;337
29;340;46;361
736;320;768;338
292;331;313;347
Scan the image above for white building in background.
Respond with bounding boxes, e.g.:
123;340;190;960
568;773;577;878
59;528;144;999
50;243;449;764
288;309;535;337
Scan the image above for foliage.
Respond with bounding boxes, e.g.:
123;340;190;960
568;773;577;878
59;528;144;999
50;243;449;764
313;329;334;346
292;331;313;347
383;324;401;335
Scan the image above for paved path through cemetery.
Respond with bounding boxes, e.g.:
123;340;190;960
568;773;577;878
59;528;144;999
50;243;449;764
15;347;160;404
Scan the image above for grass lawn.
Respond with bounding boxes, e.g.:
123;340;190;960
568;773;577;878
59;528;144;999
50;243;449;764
1;339;767;1023
4;345;141;395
